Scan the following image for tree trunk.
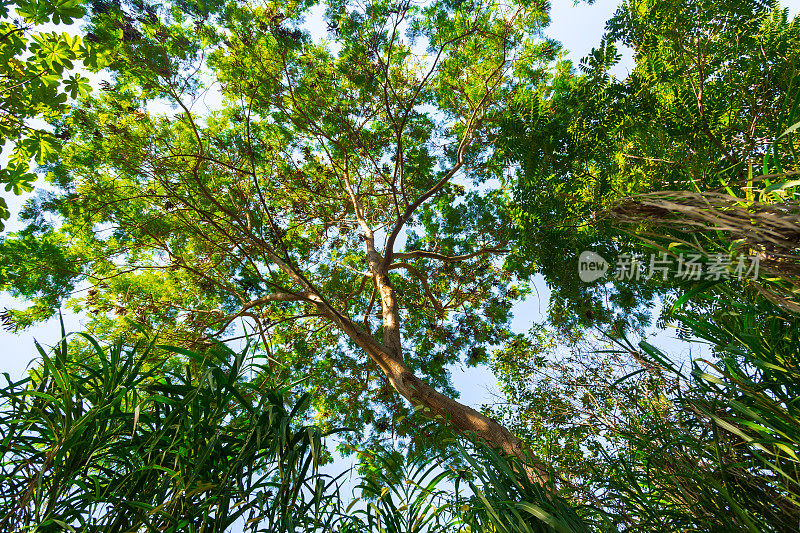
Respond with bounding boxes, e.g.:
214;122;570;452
376;344;551;485
315;281;551;486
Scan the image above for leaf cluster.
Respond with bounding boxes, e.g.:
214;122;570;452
0;0;92;225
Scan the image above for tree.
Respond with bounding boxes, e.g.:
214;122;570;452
498;0;800;334
0;0;93;228
488;313;800;530
0;0;557;478
482;1;800;527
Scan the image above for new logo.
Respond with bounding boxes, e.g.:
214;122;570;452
578;251;609;282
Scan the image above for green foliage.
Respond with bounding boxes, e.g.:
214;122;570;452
500;0;800;334
0;0;552;445
5;1;800;531
489;318;800;531
15;313;795;532
335;439;590;533
339;446;456;532
453;442;591;533
0;225;79;330
0;0;93;227
0;325;589;532
0;324;343;531
491;107;800;529
630;287;800;531
669;299;800;483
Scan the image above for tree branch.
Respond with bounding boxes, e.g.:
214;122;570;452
389;262;445;314
392;247;509;263
211;291;316;336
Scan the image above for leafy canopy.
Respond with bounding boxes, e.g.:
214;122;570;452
1;0;555;448
498;0;800;334
0;0;93;227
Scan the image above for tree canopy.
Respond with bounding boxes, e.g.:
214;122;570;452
3;0;800;529
0;0;93;228
499;0;800;334
0;0;558;469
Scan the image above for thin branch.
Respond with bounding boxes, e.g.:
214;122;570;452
389;262;445;314
211;291;316;336
392;247;509;263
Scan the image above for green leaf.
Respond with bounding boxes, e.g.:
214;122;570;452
764;179;800;193
21;131;59;165
777;120;800;140
63;73;92;98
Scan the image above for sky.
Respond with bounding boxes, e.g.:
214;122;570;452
1;0;799;446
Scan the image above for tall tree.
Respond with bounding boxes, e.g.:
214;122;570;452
0;0;556;477
484;0;800;524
